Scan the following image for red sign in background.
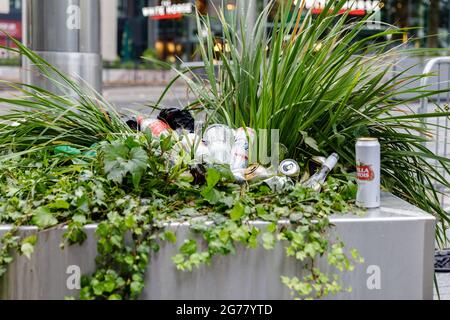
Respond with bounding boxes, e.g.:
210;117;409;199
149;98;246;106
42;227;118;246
0;20;22;47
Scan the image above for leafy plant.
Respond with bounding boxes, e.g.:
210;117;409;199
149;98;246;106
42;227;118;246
0;36;131;157
102;137;149;188
0;134;361;300
156;0;450;245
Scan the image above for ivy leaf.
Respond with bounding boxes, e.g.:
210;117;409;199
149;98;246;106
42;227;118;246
205;168;221;190
262;232;275;250
200;168;223;202
127;147;149;189
31;207;58;228
103;139;148;188
180;239;197;255
219;195;234;208
20;243;34;260
163;231;177;244
104;141;128;169
201;188;223;205
230;202;245;221
72;214;87;225
300;131;320;152
48;199;70;210
20;235;37;260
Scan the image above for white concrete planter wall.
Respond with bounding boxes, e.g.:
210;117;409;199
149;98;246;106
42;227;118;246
0;193;435;300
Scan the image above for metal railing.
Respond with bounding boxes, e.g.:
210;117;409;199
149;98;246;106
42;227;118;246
419;57;450;212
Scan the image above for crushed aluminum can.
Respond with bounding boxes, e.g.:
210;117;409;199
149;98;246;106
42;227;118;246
303;153;339;192
263;176;294;193
244;164;276;182
137;116;172;138
279;159;300;178
231;127;256;171
203;124;235;165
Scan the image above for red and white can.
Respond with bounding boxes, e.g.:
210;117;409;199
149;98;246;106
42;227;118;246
137;116;171;138
356;137;381;208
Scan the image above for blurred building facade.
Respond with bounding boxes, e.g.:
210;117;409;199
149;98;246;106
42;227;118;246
0;0;450;62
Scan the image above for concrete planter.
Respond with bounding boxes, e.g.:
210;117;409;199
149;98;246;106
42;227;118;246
0;193;435;300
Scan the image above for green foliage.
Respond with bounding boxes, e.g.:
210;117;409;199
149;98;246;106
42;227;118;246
170;175;362;300
102;137;149;188
20;235;37;260
0;133;362;300
0;38;131;156
158;0;450;245
31;207;58;229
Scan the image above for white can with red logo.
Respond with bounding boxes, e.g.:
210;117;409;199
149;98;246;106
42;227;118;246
356;137;380;208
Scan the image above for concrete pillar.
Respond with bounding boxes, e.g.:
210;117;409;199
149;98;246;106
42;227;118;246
23;0;102;94
101;0;118;62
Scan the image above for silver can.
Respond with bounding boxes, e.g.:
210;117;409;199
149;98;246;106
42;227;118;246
244;164;275;182
263;176;294;193
279;159;300;178
356;137;381;208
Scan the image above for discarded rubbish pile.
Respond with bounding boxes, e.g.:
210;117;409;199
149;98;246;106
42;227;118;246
123;109;341;195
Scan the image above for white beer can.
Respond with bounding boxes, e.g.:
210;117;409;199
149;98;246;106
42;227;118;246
356;137;381;208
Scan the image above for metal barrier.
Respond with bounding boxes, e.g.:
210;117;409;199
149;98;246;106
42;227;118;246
419;57;450;211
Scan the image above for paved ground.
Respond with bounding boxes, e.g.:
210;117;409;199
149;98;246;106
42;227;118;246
436;273;450;300
103;84;192;113
1;84;450;299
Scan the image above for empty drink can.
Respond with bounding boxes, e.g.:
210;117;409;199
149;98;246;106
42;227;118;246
356;137;381;208
263;176;294;193
244;164;275;182
137;116;171;138
279;159;300;178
